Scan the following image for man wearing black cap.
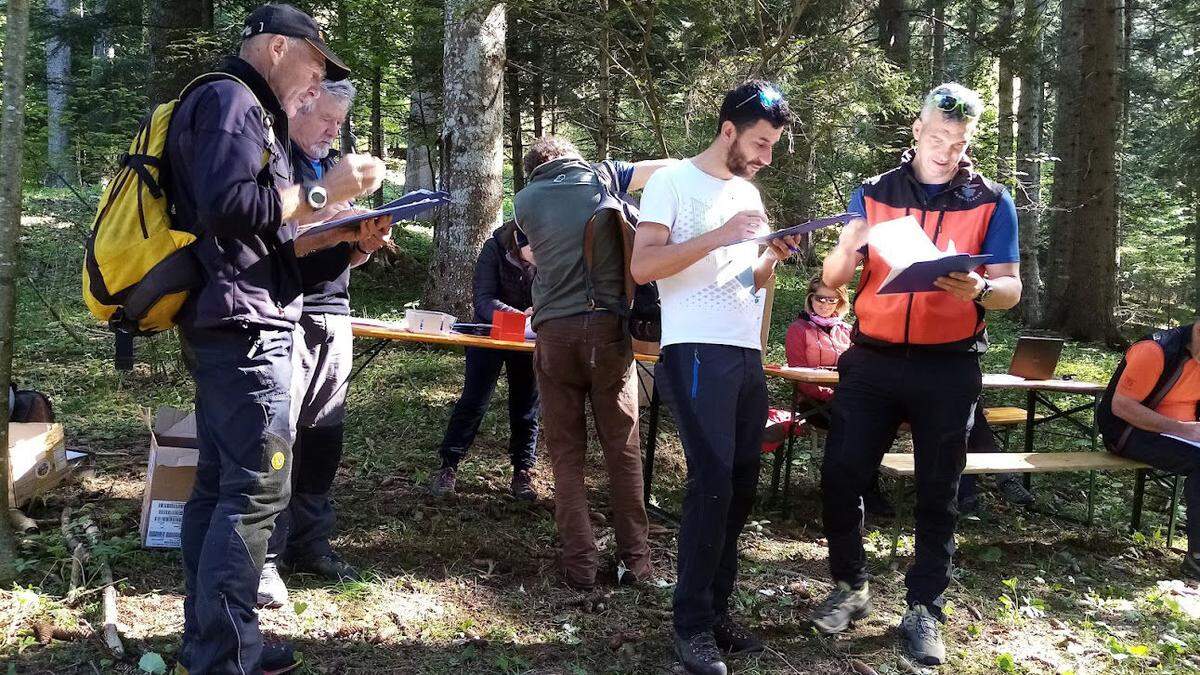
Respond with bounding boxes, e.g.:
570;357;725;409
167;4;384;673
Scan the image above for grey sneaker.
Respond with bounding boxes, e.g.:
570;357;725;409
810;581;872;634
899;604;946;666
428;466;457;497
996;474;1035;505
257;561;289;609
674;631;727;675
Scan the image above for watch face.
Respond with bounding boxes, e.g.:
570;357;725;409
309;187;327;208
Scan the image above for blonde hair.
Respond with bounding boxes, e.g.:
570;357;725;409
805;273;849;317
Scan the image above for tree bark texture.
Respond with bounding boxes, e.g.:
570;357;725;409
46;0;74;187
1043;0;1083;322
1058;0;1121;342
1015;0;1045;324
0;0;32;580
424;0;506;317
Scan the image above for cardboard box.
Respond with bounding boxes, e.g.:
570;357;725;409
139;407;198;549
8;423;68;507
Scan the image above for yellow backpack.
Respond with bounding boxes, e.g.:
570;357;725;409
82;73;268;334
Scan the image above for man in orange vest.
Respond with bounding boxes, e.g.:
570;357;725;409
810;83;1023;666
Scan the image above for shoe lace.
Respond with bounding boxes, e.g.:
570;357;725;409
688;633;722;662
907;607;940;640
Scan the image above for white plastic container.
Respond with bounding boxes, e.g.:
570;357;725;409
404;309;456;336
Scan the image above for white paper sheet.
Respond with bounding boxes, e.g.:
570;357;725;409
867;215;959;289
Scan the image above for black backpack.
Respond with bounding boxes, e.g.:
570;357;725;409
583;164;661;344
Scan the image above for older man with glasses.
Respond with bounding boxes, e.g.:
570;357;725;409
810;83;1022;666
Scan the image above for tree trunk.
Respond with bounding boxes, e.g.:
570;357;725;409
92;0;113;63
996;0;1016;188
1015;0;1045;325
1043;0;1083;322
877;0;910;68
1058;0;1120;342
424;0;506;317
46;0;74;187
1194;192;1200;310
506;57;524;191
597;0;611;158
405;92;438;200
930;0;945;87
370;61;383;208
146;0;210;106
0;0;32;581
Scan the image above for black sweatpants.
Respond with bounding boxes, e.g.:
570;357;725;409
1112;428;1200;552
656;343;768;638
821;344;981;618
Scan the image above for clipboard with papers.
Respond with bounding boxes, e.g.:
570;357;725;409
727;212;857;246
869;215;992;294
298;189;449;238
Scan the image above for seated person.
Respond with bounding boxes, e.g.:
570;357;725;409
1098;319;1200;580
784;275;892;516
429;221;539;500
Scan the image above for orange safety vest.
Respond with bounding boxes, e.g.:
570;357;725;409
853;151;1006;351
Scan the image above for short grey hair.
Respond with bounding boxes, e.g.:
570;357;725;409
322;79;357;106
919;83;984;123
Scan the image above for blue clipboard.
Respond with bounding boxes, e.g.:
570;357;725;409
877;254;992;294
300;190;449;236
733;212;857;246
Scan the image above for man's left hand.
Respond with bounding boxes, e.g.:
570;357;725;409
765;234;803;261
356;216;393;253
934;271;985;302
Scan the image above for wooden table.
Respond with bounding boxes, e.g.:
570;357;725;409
350;320;1108;520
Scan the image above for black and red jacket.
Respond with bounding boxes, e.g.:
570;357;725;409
853;151;1007;352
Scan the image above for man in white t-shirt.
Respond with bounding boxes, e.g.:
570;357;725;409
632;80;799;675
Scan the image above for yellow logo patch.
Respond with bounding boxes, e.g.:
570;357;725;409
271;451;286;471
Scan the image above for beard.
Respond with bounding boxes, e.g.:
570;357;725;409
309;139;334;159
725;141;763;179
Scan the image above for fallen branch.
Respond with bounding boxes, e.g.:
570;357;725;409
60;507;124;658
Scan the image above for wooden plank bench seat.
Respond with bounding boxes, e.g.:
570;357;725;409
879;451;1150;477
983;406;1044;426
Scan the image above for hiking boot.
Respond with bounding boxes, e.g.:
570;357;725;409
290;552;361;583
428;466;457;497
810;581;872;634
257;561;289;609
898;604;946;666
263;641;302;675
511;467;537;501
712;614;764;655
674;631;727;675
1182;553;1200;582
996;474;1035;506
863;486;896;519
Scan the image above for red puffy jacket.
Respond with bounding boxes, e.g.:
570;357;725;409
785;313;851;402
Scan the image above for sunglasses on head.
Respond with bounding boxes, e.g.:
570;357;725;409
931;92;981;119
734;85;785;111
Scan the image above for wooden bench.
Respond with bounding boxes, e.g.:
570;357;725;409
877;451;1188;555
879;451;1148;477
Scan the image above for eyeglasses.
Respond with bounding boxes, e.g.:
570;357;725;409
734;85;785;111
931;92;981;120
812;296;839;305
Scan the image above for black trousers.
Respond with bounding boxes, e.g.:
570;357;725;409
1113;428;1200;552
438;347;539;470
821;344;981;618
656;343;768;638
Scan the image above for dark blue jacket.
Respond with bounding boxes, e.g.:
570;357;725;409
167;56;302;331
473;223;535;324
289;143;353;315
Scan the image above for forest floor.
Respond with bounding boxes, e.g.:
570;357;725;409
3;190;1200;674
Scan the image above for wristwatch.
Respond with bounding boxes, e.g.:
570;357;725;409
305;183;328;210
974;279;994;305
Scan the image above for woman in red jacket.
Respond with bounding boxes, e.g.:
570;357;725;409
784;275;895;516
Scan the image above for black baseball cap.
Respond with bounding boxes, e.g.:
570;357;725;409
242;4;350;81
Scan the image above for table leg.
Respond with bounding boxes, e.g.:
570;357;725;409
1087;397;1099;526
1131;469;1147;532
1023;390;1037;491
643;383;662;509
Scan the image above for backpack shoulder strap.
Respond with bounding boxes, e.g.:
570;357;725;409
581;162;638;308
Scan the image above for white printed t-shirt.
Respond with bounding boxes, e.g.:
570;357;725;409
638;159;767;350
